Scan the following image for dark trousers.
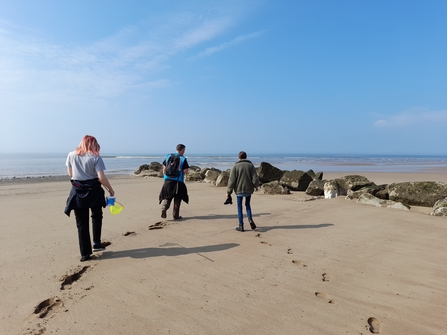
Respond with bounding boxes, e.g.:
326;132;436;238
74;206;103;257
161;197;181;218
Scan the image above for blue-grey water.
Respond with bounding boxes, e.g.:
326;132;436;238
1;153;447;179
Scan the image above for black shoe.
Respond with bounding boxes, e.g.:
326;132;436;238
224;195;233;205
249;219;257;230
173;216;183;220
161;209;167;219
80;255;91;262
235;225;244;232
93;245;106;252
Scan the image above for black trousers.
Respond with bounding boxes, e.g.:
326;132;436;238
161;197;181;218
74;206;103;257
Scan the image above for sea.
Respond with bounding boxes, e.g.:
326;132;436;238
1;153;447;179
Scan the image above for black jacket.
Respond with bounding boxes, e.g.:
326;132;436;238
64;179;106;216
159;179;189;204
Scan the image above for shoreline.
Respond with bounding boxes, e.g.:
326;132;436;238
2;153;447;180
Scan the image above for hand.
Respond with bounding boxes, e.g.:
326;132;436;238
109;190;115;197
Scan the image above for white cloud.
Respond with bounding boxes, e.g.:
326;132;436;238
173;18;233;50
0;7;243;110
189;30;266;60
373;109;447;127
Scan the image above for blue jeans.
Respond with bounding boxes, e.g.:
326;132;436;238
237;194;253;226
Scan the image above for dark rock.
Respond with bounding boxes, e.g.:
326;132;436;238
388;181;447;207
149;161;163;171
134;164;150;174
280;170;313;191
346;187;370;200
346;184;388;200
307;170;316;179
134;162;163;176
203;168;221;185
258;162;285;183
336;175;376;195
306;179;325;196
216;171;229;187
137;170;162;178
371;184;389;200
189;165;201;172
201;167;222;180
260;181;291;195
185;171;204;182
314;172;323;180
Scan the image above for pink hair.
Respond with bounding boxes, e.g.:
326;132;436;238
75;135;101;156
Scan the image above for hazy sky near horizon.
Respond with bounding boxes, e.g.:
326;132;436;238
1;0;447;155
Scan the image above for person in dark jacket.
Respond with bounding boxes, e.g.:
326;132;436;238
159;144;189;220
226;151;260;232
65;135;115;262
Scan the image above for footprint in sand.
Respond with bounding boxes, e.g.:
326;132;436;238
292;260;308;267
260;241;271;246
287;248;293;254
322;273;332;282
101;241;112;247
33;297;64;318
255;233;261;238
367;317;382;334
60;266;90;290
315;292;335;304
123;231;136;236
149;222;166;230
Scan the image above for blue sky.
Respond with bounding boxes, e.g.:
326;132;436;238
1;0;447;155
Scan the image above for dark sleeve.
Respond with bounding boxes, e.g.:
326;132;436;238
162;159;166;166
183;158;190;169
227;167;236;195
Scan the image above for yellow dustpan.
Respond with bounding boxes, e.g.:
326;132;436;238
110;201;124;215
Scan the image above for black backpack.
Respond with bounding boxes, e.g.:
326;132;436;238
165;154;181;178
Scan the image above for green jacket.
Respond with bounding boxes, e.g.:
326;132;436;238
227;159;260;195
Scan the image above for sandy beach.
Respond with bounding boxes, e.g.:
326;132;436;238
1;171;447;334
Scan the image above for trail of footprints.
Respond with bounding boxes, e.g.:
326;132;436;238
23;225;166;334
33;297;64;319
283;244;382;333
23;264;93;334
22;239;117;334
23;224;167;334
24;230;383;334
148;221;167;230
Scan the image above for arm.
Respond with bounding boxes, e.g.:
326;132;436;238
97;170;115;196
226;168;236;196
182;158;189;175
67;167;73;178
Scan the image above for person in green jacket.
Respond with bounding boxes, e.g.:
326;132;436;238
226;151;260;232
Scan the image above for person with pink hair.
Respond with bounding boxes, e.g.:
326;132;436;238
64;135;115;262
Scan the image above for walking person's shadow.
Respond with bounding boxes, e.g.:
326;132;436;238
101;243;239;260
256;223;334;232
